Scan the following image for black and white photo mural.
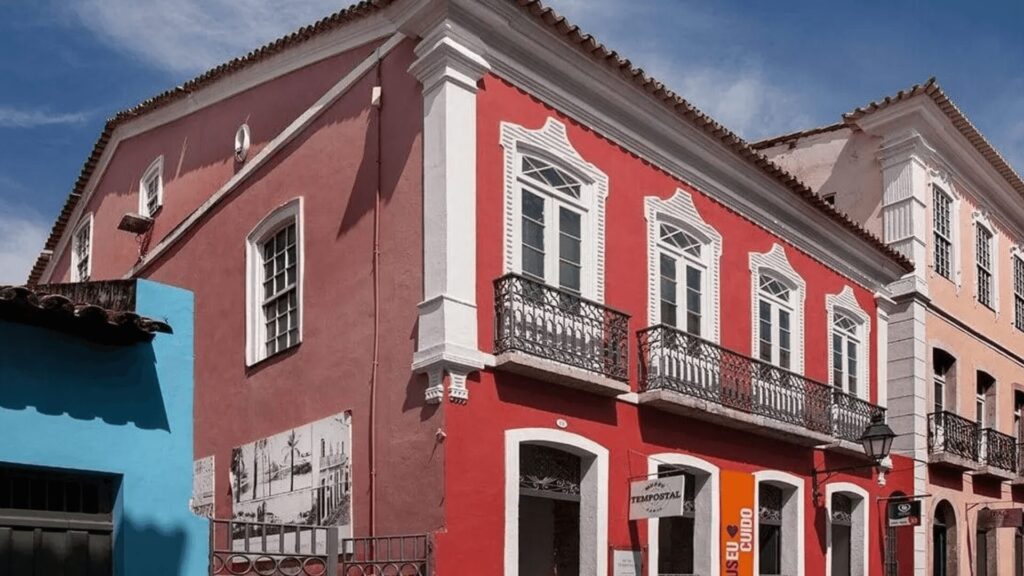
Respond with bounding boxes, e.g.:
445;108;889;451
230;412;352;537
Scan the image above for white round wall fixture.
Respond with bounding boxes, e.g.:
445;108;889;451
234;123;251;162
555;418;568;429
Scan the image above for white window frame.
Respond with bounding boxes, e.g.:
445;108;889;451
825;482;869;576
70;213;94;282
504;428;608;576
245;198;304;366
501;118;608;302
929;179;962;288
645;189;722;342
972;212;999;313
826;287;871;400
750;244;806;375
138;156;164;218
1013;248;1024;332
646;453;720;576
753;470;805;576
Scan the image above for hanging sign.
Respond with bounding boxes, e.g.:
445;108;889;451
721;470;755;576
978;508;1023;530
629;475;685;520
887;500;922;527
190;455;215;518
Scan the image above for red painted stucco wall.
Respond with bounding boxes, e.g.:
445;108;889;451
432;74;915;575
48;38;443;537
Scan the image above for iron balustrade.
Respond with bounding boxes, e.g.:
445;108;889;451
928;411;980;461
637;325;885;438
979;427;1018;473
494;273;630;381
209;520;431;576
832;388;887;443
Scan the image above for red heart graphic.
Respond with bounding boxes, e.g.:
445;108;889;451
727;525;739;537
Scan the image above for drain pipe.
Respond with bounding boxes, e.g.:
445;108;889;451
368;60;383;539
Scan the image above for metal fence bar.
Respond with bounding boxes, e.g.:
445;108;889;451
494;273;630;381
637;324;886;439
979;427;1017;472
927;411;980;461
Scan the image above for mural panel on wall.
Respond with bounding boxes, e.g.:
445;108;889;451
230;412;352;537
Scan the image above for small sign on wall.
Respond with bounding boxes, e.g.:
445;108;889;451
628;475;685;520
611;549;642;576
978;508;1023;530
191;455;215;518
887;500;922;527
720;470;755;576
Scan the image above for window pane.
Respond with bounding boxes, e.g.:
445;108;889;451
559;261;581;293
522;190;545;221
759;300;772;362
833;333;844;388
847;341;857;395
559;233;581;265
523;247;545;279
559;208;581;238
661;301;677;328
686;267;701;313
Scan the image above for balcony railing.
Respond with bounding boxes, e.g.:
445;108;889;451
494;273;629;381
979;427;1018;473
637;325;884;440
928;411;980;461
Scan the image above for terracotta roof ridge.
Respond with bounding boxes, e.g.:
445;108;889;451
750;122;848;150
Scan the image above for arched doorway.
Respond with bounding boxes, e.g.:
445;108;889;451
933;500;957;576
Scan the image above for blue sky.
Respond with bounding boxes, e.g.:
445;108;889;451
1;0;1022;283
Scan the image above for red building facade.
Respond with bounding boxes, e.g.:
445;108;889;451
30;1;918;575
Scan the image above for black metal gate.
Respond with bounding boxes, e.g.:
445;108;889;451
0;465;116;575
209;519;430;576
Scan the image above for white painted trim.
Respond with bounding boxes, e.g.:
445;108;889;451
929;177;962;290
645;189;722;343
826;286;872;400
825;482;870;576
750;244;807;374
1012;247;1024;331
115;33;405;281
645;453;720;576
753;470;806;576
245;198;304;367
972;210;1000;314
70;212;94;282
500;117;608;301
138;156;164;217
504;428;608;576
407;20;492;403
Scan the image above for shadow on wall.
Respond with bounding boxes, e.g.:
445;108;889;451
0;323;169;431
121;516;194;575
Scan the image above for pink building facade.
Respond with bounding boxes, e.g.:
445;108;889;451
759;80;1024;576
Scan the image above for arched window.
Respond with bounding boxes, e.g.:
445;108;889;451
750;245;805;374
139;156;164;218
932;349;957;414
245;198;303;366
826;483;868;576
933;500;958;576
645;189;722;341
505;429;608;576
754;471;805;576
826;287;870;399
501;118;608;301
646;454;720;576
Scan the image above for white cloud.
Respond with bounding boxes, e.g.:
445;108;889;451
547;0;815;141
0;204;48;285
67;0;344;73
0;107;89;128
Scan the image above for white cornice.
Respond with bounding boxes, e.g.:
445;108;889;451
448;0;904;294
853;96;1024;242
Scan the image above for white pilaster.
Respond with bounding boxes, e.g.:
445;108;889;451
879;130;932;296
409;21;493;403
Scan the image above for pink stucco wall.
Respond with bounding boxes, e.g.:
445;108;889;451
47;38;442;536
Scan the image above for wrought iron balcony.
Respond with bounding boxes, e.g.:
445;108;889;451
928;411;980;466
494;273;630;384
637;325;885;444
979;427;1018;474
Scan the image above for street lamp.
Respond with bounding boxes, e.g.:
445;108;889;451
812;413;896;502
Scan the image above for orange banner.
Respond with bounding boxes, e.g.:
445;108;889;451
721;470;755;576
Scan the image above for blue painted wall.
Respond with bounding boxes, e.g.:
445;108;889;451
0;279;207;575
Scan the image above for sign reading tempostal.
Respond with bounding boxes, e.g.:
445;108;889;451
629;475;686;520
